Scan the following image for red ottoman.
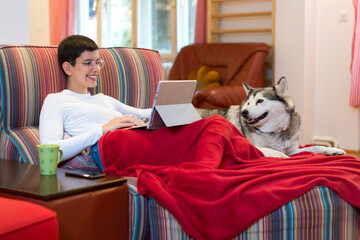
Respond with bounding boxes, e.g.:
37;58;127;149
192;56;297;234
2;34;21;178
0;197;58;240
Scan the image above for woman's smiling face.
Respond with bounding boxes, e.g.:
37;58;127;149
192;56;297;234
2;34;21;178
66;50;102;93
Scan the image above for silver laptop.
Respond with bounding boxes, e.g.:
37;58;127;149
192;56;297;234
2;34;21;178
128;80;201;130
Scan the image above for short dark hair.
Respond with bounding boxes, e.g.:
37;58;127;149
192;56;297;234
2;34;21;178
57;35;99;75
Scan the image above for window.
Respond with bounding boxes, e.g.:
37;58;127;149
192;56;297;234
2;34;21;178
75;0;197;61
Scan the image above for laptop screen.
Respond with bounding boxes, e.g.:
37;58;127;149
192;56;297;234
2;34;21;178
147;80;201;129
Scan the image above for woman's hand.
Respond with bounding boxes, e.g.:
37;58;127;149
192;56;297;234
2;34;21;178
101;115;146;134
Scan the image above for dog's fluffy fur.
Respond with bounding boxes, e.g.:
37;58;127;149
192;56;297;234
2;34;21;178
197;77;346;158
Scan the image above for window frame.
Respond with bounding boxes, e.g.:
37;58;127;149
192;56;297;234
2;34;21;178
132;0;178;62
90;0;185;62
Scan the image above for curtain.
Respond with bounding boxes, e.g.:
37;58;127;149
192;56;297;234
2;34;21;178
194;0;207;43
48;0;75;46
351;0;360;107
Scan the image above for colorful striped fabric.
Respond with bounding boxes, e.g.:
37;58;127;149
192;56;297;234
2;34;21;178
143;186;360;240
127;177;150;240
0;45;163;164
236;186;360;240
97;47;163;108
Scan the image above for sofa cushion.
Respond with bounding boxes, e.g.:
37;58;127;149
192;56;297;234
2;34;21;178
0;197;58;240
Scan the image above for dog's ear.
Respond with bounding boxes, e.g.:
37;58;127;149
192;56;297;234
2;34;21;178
242;82;252;96
274;77;288;97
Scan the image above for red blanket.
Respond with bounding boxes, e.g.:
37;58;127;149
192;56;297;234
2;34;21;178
99;115;360;240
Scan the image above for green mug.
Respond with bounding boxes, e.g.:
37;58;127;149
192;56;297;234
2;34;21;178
37;144;63;175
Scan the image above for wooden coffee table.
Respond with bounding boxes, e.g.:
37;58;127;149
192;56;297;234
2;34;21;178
0;158;128;240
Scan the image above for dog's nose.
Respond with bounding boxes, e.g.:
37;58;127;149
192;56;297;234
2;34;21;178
241;110;248;118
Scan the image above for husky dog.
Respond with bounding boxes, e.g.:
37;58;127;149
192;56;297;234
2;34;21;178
197;77;346;158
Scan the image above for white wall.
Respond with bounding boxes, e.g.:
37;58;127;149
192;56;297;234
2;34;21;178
274;0;311;143
0;0;50;45
29;0;50;45
313;0;359;150
275;0;359;150
303;0;316;146
0;0;30;44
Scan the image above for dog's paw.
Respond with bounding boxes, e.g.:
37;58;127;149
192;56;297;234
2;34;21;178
257;147;289;158
320;147;346;156
298;146;346;156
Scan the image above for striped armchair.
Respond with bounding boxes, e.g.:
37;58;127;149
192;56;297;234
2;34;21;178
0;45;163;164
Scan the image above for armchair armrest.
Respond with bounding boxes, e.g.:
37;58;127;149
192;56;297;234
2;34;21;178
193;85;246;109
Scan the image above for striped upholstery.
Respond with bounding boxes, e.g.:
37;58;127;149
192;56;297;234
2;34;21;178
0;45;163;164
237;186;360;240
146;186;360;239
97;48;163;108
127;177;150;240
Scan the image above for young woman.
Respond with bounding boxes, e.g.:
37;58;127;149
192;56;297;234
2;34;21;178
39;35;150;170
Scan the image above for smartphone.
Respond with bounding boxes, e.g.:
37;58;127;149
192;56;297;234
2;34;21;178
65;170;105;179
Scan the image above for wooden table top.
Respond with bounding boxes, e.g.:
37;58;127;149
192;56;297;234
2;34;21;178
0;159;126;201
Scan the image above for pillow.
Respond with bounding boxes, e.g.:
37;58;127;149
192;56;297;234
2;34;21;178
58;132;100;173
188;65;221;89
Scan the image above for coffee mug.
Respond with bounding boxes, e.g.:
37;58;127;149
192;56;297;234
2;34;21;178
37;144;63;175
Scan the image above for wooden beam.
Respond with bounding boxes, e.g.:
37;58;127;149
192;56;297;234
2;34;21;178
96;0;102;47
211;28;272;34
212;11;272;18
207;0;220;42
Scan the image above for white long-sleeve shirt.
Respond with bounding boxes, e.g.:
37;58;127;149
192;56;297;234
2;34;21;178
39;89;151;160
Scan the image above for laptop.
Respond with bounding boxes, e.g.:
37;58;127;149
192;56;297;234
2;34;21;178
128;80;202;130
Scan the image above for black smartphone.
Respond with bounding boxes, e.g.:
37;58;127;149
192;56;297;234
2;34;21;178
65;170;105;179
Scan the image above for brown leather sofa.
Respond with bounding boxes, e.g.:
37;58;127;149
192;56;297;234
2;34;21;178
168;43;270;109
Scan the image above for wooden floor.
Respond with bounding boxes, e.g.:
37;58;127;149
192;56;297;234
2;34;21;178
345;150;360;159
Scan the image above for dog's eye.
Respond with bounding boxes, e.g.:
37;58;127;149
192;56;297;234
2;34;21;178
256;99;264;105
